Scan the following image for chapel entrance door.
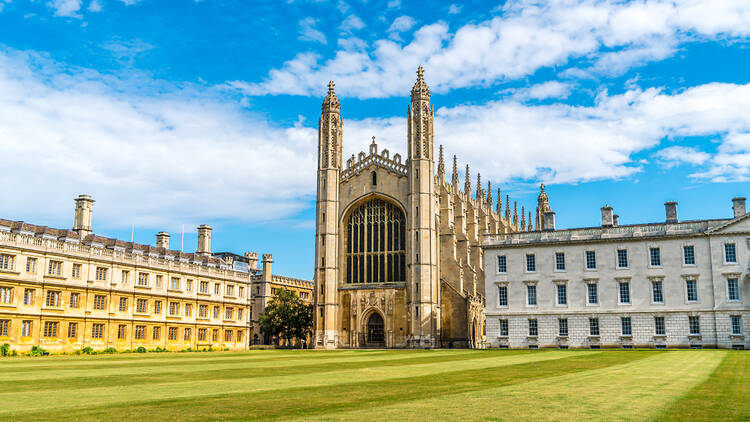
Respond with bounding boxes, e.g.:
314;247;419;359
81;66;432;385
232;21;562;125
366;312;385;347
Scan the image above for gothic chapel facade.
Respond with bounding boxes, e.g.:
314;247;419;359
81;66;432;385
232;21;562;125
313;68;545;348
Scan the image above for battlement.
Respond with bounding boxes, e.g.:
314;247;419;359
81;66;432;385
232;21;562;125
341;138;407;181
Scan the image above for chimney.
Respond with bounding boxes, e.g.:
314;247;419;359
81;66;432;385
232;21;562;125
665;201;678;223
244;252;258;270
262;253;273;282
613;214;619;227
601;205;613;227
732;197;746;218
73;194;95;238
542;211;555;231
196;225;212;256
156;232;170;249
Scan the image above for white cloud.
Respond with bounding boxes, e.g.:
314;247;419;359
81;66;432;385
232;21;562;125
339;82;750;185
87;0;101;12
0;49;316;230
448;4;462;15
236;0;750;99
386;0;400;9
49;0;81;17
387;16;415;33
654;146;710;169
508;81;572;101
340;14;365;33
299;17;327;44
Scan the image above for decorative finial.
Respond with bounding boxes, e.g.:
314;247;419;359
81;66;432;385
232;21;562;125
464;164;471;195
411;66;431;98
487;181;493;207
505;195;511;221
322;80;340;112
437;145;445;177
451;155;459;188
476;173;482;200
371;136;376;145
540;182;545;192
417;65;424;80
496;188;502;214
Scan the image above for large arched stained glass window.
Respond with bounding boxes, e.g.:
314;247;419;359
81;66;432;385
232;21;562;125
345;198;406;283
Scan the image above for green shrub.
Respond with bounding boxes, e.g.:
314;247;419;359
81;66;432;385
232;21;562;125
135;346;147;353
30;346;47;357
102;347;117;354
10;350;17;357
79;347;95;355
0;343;10;357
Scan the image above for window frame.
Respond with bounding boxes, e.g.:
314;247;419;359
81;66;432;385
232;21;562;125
727;277;741;302
525;254;536;273
724;242;738;264
654;316;666;336
586;280;599;306
496;283;508;308
496;255;507;274
589;318;600;336
685;279;699;303
648;247;662;267
526;283;537;307
651;278;664;304
616;248;629;269
682;245;696;266
618;280;631;305
584;250;597;270
554;252;566;272
621;317;632;336
528;319;538;337
730;315;742;335
688;315;701;335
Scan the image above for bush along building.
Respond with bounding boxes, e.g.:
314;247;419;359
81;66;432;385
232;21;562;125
0;195;312;353
483;194;749;350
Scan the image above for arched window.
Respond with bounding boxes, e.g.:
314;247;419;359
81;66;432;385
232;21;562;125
371;171;377;186
345;198;406;283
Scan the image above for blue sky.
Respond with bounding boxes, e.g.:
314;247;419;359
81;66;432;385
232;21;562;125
1;0;749;279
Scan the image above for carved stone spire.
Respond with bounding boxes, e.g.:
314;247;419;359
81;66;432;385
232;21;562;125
411;65;431;100
476;173;482;201
322;80;340;114
464;164;471;195
486;181;493;208
521;206;526;230
451;155;459;188
437;145;445;180
528;211;533;231
513;201;518;228
505;195;511;221
496;188;502;215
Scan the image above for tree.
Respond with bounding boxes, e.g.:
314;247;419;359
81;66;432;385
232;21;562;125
259;289;313;347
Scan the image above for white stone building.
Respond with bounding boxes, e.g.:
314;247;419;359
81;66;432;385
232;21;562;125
483;194;749;350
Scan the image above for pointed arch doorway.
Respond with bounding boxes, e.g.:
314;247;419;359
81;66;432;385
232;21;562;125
365;312;385;348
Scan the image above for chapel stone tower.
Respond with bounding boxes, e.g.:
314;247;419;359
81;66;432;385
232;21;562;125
406;66;440;346
314;81;343;348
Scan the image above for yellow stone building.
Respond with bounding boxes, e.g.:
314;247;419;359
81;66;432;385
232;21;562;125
0;195;313;353
313;68;538;349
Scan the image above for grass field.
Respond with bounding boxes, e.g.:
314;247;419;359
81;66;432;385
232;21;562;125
0;349;748;421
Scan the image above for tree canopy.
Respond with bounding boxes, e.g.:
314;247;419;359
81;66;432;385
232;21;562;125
258;289;313;347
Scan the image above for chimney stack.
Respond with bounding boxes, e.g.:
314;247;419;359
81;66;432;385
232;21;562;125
732;197;746;218
601;205;614;227
73;194;95;238
613;214;619;227
156;232;170;249
197;225;212;256
262;253;273;283
665;201;678;223
244;252;258;270
542;211;555;231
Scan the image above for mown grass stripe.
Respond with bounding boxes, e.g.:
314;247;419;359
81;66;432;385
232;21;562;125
4;351;643;422
655;351;750;421
0;349;481;381
2;351;499;393
0;350;582;415
310;350;725;422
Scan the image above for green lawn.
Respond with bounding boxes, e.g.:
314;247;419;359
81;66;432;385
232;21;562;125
0;349;747;421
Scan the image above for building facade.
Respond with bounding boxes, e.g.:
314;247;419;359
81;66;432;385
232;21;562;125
313;68;535;349
0;195;312;353
483;195;750;350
